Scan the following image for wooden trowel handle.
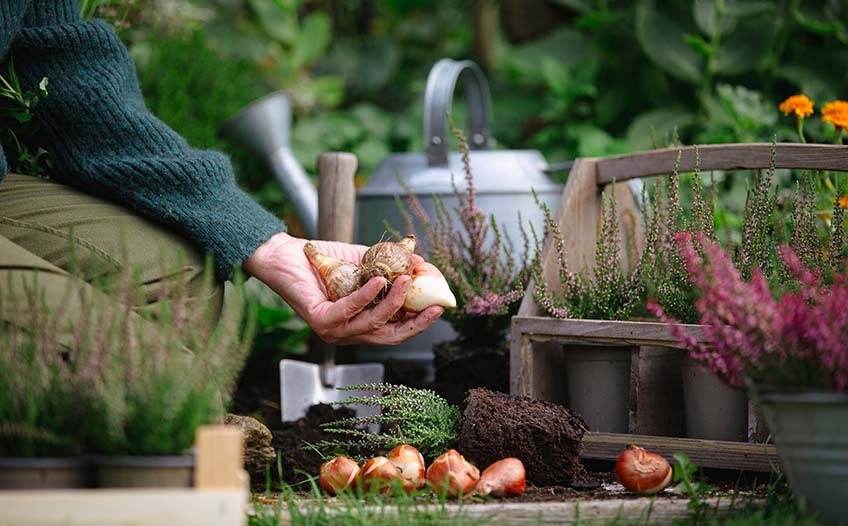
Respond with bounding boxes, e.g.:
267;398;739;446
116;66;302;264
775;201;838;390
317;152;357;244
316;152;358;387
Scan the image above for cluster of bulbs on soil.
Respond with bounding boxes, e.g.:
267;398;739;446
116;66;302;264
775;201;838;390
320;446;526;498
305;235;456;315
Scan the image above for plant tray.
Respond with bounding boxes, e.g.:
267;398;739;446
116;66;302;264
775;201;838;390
510;143;848;472
0;426;249;526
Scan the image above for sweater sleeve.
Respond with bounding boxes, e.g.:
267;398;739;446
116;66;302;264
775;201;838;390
0;0;30;177
10;6;286;281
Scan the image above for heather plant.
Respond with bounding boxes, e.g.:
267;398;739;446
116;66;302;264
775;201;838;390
640;148;716;323
319;383;460;461
532;185;644;321
399;123;530;345
651;233;848;391
0;257;253;457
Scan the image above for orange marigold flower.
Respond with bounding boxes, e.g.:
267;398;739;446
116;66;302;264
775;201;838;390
840;195;848;209
779;94;814;118
822;100;848;129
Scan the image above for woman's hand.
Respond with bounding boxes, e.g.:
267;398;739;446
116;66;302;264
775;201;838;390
243;232;444;345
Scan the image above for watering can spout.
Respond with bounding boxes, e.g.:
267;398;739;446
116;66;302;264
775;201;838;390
221;92;318;238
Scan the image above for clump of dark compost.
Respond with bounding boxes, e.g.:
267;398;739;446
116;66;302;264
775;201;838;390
271;403;361;485
459;388;587;486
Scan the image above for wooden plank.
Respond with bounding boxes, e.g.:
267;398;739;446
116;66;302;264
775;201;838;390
268;497;761;526
194;426;246;490
458;497;758;526
514;316;706;346
634;346;686;437
582;433;779;473
596;143;848;185
0;489;247;526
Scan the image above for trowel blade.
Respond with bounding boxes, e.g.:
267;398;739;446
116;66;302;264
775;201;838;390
279;359;384;424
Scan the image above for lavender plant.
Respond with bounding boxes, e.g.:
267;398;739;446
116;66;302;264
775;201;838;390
400;123;530;345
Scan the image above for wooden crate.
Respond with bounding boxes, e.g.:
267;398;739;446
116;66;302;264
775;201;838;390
511;142;848;472
0;426;249;526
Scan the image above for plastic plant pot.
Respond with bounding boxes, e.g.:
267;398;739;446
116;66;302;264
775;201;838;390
563;344;632;433
681;357;748;442
92;454;194;488
0;457;91;489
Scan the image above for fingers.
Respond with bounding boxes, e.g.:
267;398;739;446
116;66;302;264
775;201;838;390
322;276;385;327
343;275;412;335
352;306;444;346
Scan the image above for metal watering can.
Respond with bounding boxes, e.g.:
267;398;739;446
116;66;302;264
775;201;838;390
356;58;563;257
354;58;564;363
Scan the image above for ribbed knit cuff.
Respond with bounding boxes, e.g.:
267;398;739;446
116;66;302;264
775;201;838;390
166;181;288;281
23;0;79;27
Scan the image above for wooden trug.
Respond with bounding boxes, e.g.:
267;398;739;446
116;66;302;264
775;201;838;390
511;142;848;472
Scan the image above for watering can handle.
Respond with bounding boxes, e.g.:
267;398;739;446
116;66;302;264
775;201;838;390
424;58;492;167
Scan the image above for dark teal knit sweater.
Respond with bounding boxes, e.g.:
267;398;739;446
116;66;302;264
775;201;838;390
0;0;286;280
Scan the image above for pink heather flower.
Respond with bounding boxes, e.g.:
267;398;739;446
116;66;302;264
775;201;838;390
658;234;848;392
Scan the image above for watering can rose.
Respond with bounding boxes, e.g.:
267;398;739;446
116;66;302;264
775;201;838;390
305;235;457;315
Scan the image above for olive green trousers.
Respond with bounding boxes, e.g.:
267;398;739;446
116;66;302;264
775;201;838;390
0;174;223;348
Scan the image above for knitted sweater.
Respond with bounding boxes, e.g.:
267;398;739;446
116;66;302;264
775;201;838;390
0;0;286;280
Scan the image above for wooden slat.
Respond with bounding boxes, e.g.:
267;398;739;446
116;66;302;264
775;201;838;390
513;316;706;346
597;143;848;185
0;489;247;526
194;426;246;490
582;432;779;473
269;496;762;526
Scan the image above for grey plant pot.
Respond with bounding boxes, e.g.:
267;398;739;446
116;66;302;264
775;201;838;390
0;457;91;489
756;389;848;525
681;357;748;441
92;454;194;488
563;344;631;433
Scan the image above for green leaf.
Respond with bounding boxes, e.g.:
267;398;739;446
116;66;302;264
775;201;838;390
712;21;776;75
693;0;737;37
289;11;332;70
501;28;595;85
685;34;715;57
626;108;695;151
249;0;298;45
635;4;704;84
724;1;774;18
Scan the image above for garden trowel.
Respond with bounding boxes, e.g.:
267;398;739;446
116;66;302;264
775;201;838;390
279;152;384;424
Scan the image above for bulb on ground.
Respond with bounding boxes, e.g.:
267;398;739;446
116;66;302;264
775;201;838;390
387;444;426;493
319;456;360;495
403;262;457;312
474;458;526;497
359;456;403;494
614;445;672;495
426;449;480;498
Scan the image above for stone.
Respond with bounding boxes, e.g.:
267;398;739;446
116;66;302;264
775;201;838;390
224;413;276;480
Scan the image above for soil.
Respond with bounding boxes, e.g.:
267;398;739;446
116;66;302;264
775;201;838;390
428;341;510;406
459;388;587;487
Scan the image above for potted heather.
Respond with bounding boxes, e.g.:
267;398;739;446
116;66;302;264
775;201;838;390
639;151;749;441
0;316;94;489
532;188;643;433
83;271;252;488
653;232;848;524
401;125;532;404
